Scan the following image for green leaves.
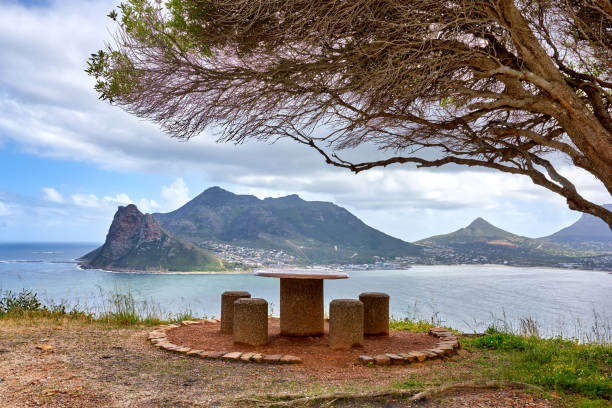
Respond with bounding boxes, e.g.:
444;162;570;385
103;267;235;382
86;0;214;102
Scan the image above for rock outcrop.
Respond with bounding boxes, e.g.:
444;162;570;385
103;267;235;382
80;204;223;272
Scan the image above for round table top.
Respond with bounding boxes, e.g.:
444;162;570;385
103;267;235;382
253;268;348;280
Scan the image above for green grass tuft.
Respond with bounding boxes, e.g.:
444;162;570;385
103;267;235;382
465;330;612;400
0;288;199;326
389;317;454;333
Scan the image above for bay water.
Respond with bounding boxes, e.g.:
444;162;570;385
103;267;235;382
1;243;610;339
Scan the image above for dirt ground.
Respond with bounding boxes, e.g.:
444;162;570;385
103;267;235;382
167;319;439;371
0;319;563;407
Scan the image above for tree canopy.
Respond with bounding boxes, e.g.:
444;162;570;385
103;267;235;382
87;0;612;229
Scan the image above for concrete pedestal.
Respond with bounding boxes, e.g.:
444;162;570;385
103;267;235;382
221;291;251;334
359;292;390;335
329;299;364;349
233;298;268;346
280;278;324;336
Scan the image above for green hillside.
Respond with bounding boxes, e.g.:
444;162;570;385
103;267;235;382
416;217;590;266
153;187;421;263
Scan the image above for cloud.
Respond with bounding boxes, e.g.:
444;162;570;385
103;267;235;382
71;193;100;208
0;201;10;216
0;0;608;242
42;187;63;203
161;178;190;210
69;191;160;213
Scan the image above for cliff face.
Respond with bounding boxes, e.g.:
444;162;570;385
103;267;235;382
103;205;163;261
80;205;223;272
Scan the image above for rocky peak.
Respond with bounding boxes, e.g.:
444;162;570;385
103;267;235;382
104;205;163;259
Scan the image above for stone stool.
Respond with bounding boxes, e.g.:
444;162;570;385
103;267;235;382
233;298;268;346
221;291;251;334
359;292;390;335
329;299;364;349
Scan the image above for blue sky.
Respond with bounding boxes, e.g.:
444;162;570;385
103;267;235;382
0;0;610;243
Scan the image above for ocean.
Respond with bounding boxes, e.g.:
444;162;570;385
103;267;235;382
1;242;610;338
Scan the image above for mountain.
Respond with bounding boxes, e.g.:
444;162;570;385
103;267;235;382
80;204;224;272
153;186;421;263
415;218;581;266
542;204;612;252
417;217;516;245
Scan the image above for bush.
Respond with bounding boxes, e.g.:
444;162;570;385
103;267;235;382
0;289;43;314
471;329;529;351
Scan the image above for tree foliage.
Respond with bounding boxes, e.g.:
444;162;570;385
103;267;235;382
87;0;612;228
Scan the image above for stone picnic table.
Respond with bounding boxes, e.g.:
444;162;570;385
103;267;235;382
253;269;348;336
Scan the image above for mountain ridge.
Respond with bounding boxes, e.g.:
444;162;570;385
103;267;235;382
540;204;612;252
153;186;421;263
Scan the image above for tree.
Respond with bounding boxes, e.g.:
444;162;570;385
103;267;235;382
87;0;612;229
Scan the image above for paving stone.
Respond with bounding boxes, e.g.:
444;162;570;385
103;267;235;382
262;354;282;363
280;355;302;364
437;346;454;356
429;327;448;334
385;353;405;365
426;349;445;357
373;354;391;366
160;342;177;348
186;349;204;356
174;346;191;354
180;320;200;326
206;351;226;359
358;355;374;365
240;352;255;362
251;353;263;363
399;353;418;363
410;351;427;362
422;350;438;358
222;352;242;361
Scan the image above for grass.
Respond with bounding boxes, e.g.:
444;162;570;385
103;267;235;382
389;317;453;333
460;328;612;406
0;288;197;326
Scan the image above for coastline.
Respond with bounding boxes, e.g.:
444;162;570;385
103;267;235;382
77;262;252;275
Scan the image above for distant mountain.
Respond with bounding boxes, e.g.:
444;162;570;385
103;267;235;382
417;217;516;245
153;186;421;263
416;218;581;266
80;204;224;272
542;204;612;252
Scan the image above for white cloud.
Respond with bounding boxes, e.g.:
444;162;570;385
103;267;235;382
71;193;100;208
0;202;11;216
0;0;608;242
102;193;160;213
42;187;64;203
162;178;190;210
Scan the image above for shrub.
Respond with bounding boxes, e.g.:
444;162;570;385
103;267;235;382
0;289;43;314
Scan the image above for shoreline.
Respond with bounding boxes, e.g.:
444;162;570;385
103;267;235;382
77;262;252;275
72;262;612;275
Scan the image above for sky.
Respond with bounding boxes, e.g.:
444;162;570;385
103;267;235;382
0;0;610;243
